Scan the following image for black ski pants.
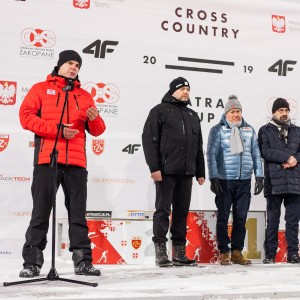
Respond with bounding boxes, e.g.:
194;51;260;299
152;175;193;246
22;164;92;267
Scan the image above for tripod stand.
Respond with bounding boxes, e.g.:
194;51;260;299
4;84;98;287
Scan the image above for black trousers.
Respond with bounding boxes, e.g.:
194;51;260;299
22;164;92;267
152;175;193;246
215;179;251;253
265;194;300;257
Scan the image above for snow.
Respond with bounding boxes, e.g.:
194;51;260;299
1;258;300;299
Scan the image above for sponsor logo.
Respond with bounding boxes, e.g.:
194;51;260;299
86;211;112;218
0;134;9;152
21;28;56;48
272;15;285;33
131;236;142;250
268;59;297;76
0;81;17;105
122;144;141;154
0;174;30;182
161;8;239;39
127;210;144;219
8;211;31;217
73;0;90;9
47;89;55;95
93;178;135;184
166;56;234;74
20;28;55;59
83;82;120;117
92;139;104;155
0;251;12;255
83;40;119;59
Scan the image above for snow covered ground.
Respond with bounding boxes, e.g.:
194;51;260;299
1;258;300;300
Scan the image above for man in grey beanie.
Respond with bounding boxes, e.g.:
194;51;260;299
207;95;263;265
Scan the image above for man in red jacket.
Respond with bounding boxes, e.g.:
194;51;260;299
19;50;106;277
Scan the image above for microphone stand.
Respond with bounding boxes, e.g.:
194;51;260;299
4;83;97;287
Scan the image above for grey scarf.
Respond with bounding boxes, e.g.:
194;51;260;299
227;120;244;154
270;115;291;144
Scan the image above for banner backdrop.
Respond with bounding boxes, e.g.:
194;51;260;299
1;0;300;259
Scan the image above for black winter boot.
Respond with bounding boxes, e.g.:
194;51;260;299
154;243;172;267
172;245;197;266
287;254;300;264
74;261;101;276
19;264;41;278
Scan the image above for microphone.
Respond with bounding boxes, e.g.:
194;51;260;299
62;79;74;92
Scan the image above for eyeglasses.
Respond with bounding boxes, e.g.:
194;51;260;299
276;108;289;114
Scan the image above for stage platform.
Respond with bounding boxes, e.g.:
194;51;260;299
1;258;300;299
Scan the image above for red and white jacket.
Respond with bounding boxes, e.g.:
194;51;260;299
19;73;106;168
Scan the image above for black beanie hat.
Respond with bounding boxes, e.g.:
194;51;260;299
57;50;82;70
169;77;190;95
272;98;290;113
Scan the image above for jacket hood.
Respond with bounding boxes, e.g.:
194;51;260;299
161;92;190;107
219;113;247;127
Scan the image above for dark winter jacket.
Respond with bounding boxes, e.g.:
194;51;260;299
19;69;106;168
258;122;300;196
142;93;205;179
207;114;263;180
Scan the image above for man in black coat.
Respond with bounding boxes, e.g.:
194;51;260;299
142;77;205;267
258;98;300;264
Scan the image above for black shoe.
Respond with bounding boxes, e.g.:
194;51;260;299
154;243;173;267
287;254;300;264
19;264;41;278
172;245;198;267
74;261;101;276
263;255;275;264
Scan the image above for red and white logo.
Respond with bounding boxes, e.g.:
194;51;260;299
73;0;90;9
131;236;142;250
83;82;120;104
272;15;286;33
21;28;56;48
0;134;9;152
0;81;17;105
92;139;104;155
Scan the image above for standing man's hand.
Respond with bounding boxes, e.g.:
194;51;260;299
151;171;162;182
86;107;99;121
197;177;205;185
254;177;264;195
210;178;223;195
63;124;79;139
287;156;297;168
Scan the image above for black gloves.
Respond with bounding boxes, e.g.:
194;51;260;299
210;178;223;195
254;177;264;195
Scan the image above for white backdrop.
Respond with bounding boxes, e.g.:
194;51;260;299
1;0;299;258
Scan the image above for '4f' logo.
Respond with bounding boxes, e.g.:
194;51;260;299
83;40;119;59
122;144;141;154
268;60;297;76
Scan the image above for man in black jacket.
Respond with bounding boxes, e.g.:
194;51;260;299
142;77;205;267
258;98;300;264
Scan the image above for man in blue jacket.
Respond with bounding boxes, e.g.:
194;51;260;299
258;98;300;264
207;95;263;265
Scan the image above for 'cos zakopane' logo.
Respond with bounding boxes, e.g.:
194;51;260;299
21;28;56;48
0;81;17;105
83;82;120;104
272;15;285;33
73;0;90;9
